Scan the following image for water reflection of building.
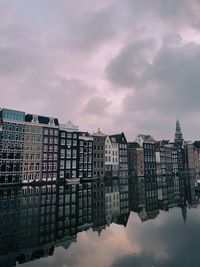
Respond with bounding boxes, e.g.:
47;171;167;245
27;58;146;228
39;184;57;245
105;177;120;226
157;175;180;211
56;184;77;239
129;176;145;212
1;172;200;267
0;187;22;257
77;182;93;231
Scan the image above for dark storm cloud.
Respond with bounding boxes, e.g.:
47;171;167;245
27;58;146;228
84;96;111;116
107;34;200;139
124;37;200;113
106;39;155;88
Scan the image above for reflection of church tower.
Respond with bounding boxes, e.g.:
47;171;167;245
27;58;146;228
181;205;187;224
174;119;183;145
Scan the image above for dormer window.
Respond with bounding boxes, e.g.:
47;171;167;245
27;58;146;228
49;117;55;125
32;115;38;123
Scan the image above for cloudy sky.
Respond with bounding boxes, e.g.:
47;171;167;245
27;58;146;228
1;0;200;140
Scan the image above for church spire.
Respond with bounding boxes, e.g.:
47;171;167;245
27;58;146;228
174;119;183;145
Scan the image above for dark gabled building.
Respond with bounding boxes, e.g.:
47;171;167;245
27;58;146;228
135;134;157;176
58;121;79;183
92;129;106;179
78;132;93;180
128;142;144;177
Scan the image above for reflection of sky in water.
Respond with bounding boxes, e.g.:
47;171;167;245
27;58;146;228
18;207;200;267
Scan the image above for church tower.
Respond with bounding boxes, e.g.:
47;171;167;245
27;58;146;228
174;119;183;145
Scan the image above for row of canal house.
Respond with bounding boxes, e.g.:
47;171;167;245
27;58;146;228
0;109;99;185
128;120;200;179
0;108;129;203
1;108;200;191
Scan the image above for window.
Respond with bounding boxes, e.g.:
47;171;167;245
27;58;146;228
67;140;71;146
48;163;52;171
43;163;47;171
54;129;58;136
44;128;48;135
49;117;55;125
36;136;42;142
60;171;64;178
61;139;65;145
73;140;77;146
60;160;65;169
25;127;31;133
66;160;71;168
89;142;92;147
72;149;77;158
67;133;72;138
72;170;76;177
36;163;40;171
66;149;71;158
60;149;65;158
61;132;65;138
25;135;29;142
53;163;57;171
32;115;38;123
72;160;76;169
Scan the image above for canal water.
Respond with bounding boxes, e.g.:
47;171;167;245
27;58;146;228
0;176;199;267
